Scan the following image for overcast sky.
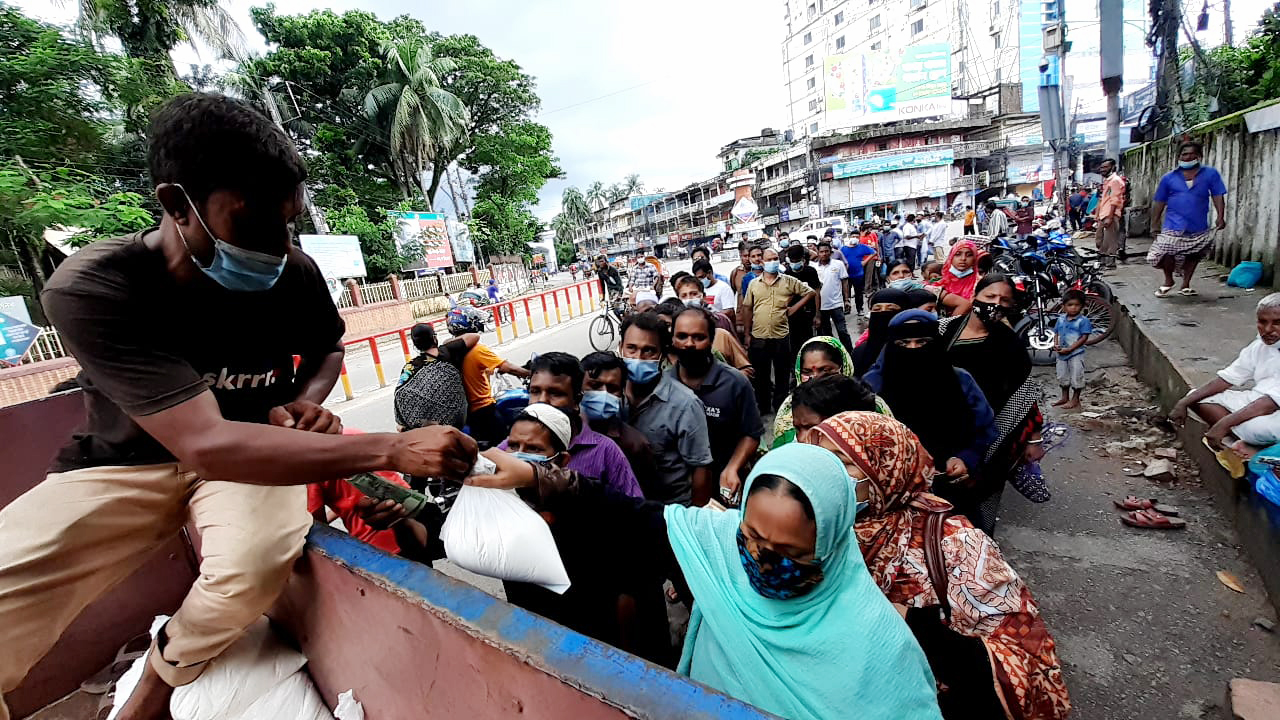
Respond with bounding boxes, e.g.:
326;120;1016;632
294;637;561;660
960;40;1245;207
20;0;1275;220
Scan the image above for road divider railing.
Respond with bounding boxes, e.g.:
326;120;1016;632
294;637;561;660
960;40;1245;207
331;279;602;401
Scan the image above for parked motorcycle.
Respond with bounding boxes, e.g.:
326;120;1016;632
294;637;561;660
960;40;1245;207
446;304;488;335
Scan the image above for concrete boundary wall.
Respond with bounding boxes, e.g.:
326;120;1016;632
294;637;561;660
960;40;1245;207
1124;99;1280;284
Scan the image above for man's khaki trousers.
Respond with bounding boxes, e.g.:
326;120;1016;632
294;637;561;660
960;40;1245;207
0;464;311;719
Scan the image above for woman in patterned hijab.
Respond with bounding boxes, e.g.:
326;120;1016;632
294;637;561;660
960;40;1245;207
807;412;1071;720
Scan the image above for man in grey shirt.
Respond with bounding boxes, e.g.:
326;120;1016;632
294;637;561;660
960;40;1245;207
618;311;713;506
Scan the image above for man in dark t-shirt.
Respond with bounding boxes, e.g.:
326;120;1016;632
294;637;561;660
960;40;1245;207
0;94;478;720
784;244;822;362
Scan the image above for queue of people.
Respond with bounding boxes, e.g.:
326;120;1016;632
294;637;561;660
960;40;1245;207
0;94;1073;720
386;251;1072;717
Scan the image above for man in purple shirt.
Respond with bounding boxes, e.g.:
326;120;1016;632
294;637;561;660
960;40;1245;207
499;351;643;497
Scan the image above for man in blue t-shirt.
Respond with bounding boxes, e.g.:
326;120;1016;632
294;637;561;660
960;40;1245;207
1149;140;1228;298
840;237;877;316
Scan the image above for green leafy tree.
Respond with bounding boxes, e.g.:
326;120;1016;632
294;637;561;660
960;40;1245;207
585;180;606;208
0;6;117;163
70;0;245;73
560;186;590;226
554;237;576;267
240;7;417;210
467;121;561;256
424;33;541;212
1183;3;1280;122
365;38;469;209
0;164;150;295
622;173;644;196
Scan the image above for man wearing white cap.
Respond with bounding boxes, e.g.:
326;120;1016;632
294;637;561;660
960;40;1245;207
504;403;574;467
496;402;671;665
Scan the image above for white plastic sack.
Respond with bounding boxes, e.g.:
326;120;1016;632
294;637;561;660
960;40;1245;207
232;668;332;720
108;615;332;720
170;616;309;720
333;690;365;720
440;484;571;594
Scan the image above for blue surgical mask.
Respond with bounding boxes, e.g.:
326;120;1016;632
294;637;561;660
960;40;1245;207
763;260;781;274
790;261;805;271
751;263;764;272
581;390;621;421
851;476;869;516
623;356;660;384
510;450;553;464
780;240;790;248
172;185;287;292
700;277;711;288
948;266;974;278
684;298;703;308
1179;160;1200;170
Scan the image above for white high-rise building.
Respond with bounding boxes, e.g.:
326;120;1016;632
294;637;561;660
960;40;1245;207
782;0;1024;137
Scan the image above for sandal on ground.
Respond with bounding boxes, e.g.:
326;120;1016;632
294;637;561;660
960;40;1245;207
1179;287;1199;296
1155;286;1175;297
1120;508;1187;529
1113;496;1180;515
1203;437;1247;479
80;632;150;694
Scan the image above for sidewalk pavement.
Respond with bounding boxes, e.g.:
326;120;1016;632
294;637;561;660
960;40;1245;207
1107;235;1261;392
1102;234;1280;615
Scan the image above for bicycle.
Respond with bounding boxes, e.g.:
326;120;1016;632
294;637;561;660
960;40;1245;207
589;296;627;352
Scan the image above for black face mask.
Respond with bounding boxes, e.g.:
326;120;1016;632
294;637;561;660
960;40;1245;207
676;346;714;375
972;300;1006;327
868;310;895;337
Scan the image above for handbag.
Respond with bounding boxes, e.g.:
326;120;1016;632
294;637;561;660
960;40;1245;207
923;511;952;624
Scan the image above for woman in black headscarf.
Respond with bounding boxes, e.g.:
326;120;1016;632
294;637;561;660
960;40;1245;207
863;311;997;510
939;273;1046;534
904;287;938;314
850;288;911;376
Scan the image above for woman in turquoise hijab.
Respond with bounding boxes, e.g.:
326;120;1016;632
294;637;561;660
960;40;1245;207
471;443;942;720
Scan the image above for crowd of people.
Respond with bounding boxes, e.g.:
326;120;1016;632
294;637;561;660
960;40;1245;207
379;215;1076;717
0;93;1078;720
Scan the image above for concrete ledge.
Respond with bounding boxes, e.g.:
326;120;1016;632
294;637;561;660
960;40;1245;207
1114;295;1280;614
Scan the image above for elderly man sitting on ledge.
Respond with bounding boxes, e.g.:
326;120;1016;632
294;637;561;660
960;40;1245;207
1172;293;1280;475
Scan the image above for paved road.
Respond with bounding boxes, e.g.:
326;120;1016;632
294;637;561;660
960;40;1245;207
1003;340;1280;719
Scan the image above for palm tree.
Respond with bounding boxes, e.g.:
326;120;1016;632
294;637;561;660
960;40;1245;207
66;0;247;69
365;38;471;208
561;186;591;226
623;173;644;195
551;213;577;244
585;181;606;208
606;183;627;203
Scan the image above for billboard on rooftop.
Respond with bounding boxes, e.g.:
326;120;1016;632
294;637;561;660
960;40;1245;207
824;43;952;128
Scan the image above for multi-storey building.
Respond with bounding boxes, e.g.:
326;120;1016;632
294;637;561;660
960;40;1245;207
782;0;1022;138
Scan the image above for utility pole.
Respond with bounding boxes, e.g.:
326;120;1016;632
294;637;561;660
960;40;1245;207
260;84;330;233
1224;0;1234;45
1100;0;1124;161
1154;0;1181;139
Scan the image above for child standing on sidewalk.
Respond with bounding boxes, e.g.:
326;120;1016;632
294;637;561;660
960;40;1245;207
1054;289;1093;409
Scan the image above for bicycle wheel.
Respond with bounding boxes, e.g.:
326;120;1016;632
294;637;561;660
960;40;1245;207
589;313;617;352
1083;279;1115;304
1046;296;1115;345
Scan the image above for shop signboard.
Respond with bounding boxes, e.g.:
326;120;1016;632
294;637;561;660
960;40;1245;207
832;148;955;180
